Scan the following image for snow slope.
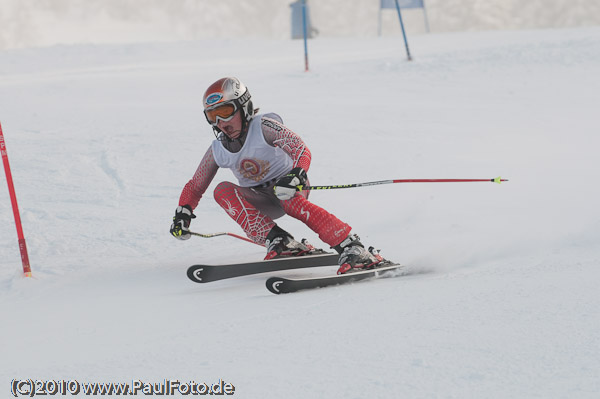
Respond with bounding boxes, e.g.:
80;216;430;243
2;0;600;49
1;27;600;398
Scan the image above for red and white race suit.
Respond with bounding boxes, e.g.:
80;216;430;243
178;113;351;247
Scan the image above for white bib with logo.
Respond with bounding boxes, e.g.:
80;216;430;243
211;114;293;187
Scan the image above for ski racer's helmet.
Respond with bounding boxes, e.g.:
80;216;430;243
203;77;254;138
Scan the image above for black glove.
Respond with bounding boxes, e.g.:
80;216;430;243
274;167;308;200
170;205;196;240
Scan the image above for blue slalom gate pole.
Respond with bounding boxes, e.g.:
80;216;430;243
302;0;309;71
394;0;413;61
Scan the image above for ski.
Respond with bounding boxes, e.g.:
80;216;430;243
187;252;339;283
265;262;403;294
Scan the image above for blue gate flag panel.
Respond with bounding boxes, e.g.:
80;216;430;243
381;0;424;9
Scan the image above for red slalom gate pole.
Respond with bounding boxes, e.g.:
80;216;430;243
0;122;32;277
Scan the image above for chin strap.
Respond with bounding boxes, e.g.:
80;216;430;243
212;120;250;143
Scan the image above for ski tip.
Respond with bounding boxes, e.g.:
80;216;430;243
186;266;204;283
266;277;286;294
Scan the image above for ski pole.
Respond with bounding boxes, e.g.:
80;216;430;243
301;177;508;191
189;231;264;247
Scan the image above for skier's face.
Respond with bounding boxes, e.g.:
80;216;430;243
216;110;243;139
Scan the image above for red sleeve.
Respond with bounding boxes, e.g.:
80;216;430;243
261;117;312;171
178;146;219;209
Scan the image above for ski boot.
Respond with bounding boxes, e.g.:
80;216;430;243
264;225;311;260
335;234;384;275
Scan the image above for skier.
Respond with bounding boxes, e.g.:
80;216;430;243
170;77;380;274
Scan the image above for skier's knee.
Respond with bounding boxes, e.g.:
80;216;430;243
213;181;236;202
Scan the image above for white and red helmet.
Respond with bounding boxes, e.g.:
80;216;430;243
203;77;254;127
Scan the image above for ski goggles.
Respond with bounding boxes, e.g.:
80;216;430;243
204;102;237;125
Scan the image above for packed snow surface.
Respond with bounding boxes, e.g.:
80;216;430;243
1;27;600;398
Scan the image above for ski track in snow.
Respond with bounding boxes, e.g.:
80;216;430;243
1;27;600;398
